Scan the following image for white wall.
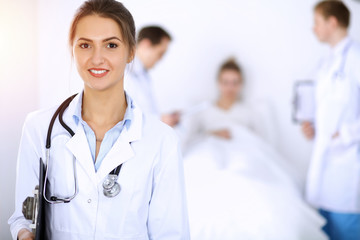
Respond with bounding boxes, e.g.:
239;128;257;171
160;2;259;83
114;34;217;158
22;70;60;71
123;0;360;185
36;0;85;106
2;0;360;238
0;1;38;239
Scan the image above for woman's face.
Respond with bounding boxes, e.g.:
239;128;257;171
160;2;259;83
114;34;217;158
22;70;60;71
218;69;242;100
72;15;132;92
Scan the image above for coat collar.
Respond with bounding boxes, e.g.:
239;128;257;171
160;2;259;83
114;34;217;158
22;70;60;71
63;92;143;184
331;36;351;57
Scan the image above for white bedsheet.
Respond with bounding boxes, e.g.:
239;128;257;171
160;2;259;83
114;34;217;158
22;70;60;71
183;125;328;240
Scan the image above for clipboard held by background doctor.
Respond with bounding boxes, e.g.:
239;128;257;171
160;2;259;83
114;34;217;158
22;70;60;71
292;80;316;124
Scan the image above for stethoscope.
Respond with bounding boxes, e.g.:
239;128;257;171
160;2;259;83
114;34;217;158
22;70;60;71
331;40;352;82
43;94;122;204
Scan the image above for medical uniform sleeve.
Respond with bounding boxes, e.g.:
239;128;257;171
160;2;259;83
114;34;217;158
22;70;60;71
147;132;190;240
8;115;41;240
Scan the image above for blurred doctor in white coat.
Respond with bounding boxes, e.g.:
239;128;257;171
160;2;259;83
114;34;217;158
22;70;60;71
301;1;360;239
124;26;180;127
8;1;189;239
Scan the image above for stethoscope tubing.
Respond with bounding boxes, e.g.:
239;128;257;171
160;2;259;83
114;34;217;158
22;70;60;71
46;94;77;149
42;93;122;203
332;40;352;81
43;94;79;204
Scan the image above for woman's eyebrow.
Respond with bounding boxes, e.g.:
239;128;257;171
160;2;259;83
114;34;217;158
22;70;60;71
76;37;122;42
103;37;122;42
77;37;93;42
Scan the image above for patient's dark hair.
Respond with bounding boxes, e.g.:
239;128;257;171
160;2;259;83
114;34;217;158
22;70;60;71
69;0;136;54
314;0;350;29
217;58;243;81
137;26;172;45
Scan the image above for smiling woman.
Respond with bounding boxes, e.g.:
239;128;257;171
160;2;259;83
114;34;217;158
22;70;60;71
72;14;134;161
72;15;133;93
8;0;190;239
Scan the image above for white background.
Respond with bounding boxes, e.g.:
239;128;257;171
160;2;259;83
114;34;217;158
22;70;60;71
1;0;359;239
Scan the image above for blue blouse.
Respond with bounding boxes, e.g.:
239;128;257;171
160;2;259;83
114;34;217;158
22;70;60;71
72;92;134;172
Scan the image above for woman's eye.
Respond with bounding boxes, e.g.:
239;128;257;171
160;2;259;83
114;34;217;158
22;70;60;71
107;43;118;49
80;43;90;49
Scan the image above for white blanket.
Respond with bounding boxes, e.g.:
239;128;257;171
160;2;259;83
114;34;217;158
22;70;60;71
183;125;328;240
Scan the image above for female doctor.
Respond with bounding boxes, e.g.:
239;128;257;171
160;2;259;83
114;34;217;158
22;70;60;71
301;1;360;239
8;0;189;239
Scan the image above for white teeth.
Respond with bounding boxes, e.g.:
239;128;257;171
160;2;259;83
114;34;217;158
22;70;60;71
90;69;107;74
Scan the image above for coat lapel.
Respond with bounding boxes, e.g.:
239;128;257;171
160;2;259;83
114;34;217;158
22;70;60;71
62;93;144;186
95;130;134;183
96;107;143;183
66;124;97;185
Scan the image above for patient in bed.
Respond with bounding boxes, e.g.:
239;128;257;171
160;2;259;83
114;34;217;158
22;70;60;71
184;58;257;143
182;58;328;240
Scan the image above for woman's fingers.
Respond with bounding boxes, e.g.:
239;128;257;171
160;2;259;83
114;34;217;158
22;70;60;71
18;229;35;240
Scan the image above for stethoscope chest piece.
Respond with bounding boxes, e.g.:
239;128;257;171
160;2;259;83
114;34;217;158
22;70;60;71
103;174;121;198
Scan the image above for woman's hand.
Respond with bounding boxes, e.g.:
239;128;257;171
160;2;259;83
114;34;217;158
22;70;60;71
18;229;35;240
210;129;232;139
301;121;315;140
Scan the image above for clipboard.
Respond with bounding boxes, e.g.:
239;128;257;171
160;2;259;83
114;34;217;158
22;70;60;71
35;157;47;240
22;158;47;239
292;80;315;123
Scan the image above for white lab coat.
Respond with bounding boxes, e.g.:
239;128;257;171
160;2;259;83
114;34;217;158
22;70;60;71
306;36;360;213
8;93;190;239
124;58;160;118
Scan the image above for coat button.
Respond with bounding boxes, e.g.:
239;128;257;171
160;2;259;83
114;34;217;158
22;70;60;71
87;199;91;203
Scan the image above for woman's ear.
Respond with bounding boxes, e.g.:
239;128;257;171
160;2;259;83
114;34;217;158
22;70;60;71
70;38;77;57
71;44;76;58
127;47;136;63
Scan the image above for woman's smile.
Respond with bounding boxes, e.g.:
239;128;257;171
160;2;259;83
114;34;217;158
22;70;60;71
88;68;109;78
